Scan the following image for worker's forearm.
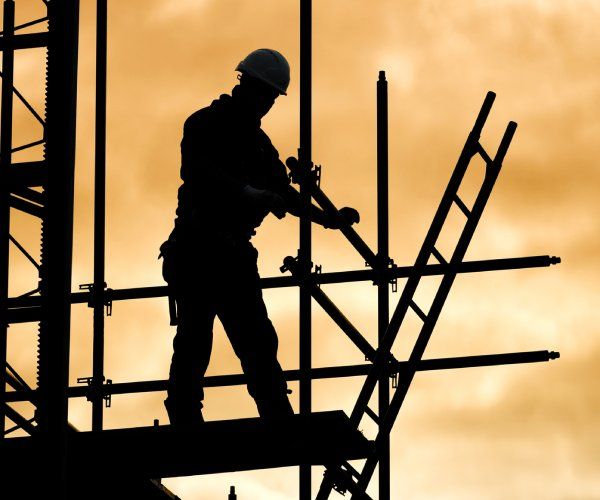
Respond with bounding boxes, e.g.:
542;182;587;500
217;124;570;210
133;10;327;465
287;201;328;225
281;184;328;225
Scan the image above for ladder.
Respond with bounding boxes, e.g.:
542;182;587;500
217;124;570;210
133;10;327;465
316;91;517;499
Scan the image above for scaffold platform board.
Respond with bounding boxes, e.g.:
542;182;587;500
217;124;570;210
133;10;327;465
3;411;372;480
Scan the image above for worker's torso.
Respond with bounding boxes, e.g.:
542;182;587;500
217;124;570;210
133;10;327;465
175;93;287;243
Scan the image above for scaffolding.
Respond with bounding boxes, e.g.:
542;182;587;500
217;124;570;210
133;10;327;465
1;1;560;499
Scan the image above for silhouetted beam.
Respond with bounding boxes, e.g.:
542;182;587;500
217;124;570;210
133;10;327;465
11;186;44;205
377;69;391;500
4;350;559;403
5;367;29;392
107;254;561;294
0;32;48;50
8;194;43;218
4;403;36;435
5;255;561;319
5;306;42;324
4;411;372;479
7;161;47;187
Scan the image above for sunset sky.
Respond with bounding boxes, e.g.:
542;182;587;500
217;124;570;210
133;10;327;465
5;0;600;498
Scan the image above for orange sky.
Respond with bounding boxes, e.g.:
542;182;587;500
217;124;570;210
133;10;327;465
5;1;600;498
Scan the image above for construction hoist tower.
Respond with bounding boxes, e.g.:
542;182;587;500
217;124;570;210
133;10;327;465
1;1;560;499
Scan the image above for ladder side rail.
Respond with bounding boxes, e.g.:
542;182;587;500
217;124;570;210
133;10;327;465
348;92;496;429
316;92;497;500
353;120;518;495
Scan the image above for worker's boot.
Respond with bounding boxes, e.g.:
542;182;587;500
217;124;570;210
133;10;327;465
164;397;204;427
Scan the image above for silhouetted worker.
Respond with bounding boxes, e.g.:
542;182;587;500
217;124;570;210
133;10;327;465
160;48;360;426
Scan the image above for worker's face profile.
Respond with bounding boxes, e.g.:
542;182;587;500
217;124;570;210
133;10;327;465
243;75;280;118
255;91;278;118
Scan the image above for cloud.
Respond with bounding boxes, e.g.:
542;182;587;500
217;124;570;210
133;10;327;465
146;0;213;23
5;1;599;498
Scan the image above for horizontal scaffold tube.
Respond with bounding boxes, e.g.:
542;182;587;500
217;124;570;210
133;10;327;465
7;255;560;318
4;349;559;403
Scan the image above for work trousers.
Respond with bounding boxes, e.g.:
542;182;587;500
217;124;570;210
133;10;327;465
166;236;293;418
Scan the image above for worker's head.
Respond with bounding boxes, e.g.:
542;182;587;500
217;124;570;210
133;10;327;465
235;48;290;118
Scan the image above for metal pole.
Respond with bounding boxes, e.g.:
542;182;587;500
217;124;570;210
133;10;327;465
299;0;312;498
376;70;390;500
0;0;15;439
92;0;107;432
36;0;80;494
5;350;559;403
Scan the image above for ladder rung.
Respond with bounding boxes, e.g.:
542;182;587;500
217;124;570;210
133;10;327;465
364;406;380;425
476;142;493;165
409;300;428;322
431;246;447;265
453;194;471;217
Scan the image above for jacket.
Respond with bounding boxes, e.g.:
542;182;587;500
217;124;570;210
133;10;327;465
174;86;295;241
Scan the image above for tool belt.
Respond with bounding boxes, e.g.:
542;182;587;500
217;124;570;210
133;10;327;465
158;226;255;326
158;231;179;326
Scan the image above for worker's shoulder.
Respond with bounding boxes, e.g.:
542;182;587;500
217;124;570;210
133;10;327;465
183;106;217;130
183;95;231;130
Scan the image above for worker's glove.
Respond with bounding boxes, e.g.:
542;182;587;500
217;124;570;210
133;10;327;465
242;184;287;219
285;156;313;185
323;207;360;229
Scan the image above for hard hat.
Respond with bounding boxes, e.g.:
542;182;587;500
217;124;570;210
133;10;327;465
235;49;290;95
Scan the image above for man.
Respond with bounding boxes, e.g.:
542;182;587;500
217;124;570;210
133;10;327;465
161;48;360;425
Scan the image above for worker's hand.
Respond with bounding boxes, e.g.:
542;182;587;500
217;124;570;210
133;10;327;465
324;207;360;229
242;185;287;219
285;156;310;185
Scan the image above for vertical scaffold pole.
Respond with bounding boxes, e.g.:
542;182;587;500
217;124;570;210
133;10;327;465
0;0;15;439
377;70;390;500
299;0;312;498
92;0;108;432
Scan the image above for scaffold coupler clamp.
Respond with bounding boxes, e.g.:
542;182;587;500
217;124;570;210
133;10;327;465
387;356;401;388
79;281;113;316
372;255;397;292
280;255;299;274
280;254;316;285
389;258;398;292
285;156;320;188
314;163;322;187
77;376;113;408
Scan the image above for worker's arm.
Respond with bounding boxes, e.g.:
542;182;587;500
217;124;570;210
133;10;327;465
256;131;360;227
280;183;360;228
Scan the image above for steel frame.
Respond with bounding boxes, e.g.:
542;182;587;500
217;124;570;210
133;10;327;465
0;1;560;499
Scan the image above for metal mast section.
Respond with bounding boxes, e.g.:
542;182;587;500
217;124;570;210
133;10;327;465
1;0;80;496
35;0;80;495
